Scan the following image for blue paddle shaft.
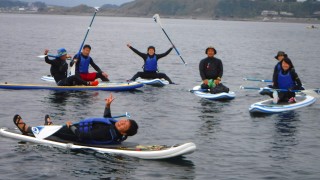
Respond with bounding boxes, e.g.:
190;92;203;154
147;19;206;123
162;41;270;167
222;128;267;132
77;9;98;56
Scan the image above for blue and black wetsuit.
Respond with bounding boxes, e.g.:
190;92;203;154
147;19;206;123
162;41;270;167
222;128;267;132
129;46;174;84
51;106;125;145
273;68;302;102
45;56;89;86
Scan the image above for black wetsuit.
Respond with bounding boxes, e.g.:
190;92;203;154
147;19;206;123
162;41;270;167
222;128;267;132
45;56;89;86
199;57;223;89
129;46;174;84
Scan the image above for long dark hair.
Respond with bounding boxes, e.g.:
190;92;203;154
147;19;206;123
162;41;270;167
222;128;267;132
281;57;294;71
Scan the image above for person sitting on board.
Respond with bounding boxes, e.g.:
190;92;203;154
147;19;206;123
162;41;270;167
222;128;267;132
272;57;303;104
199;46;229;94
127;44;174;84
70;44;109;82
44;48;99;86
12;94;139;145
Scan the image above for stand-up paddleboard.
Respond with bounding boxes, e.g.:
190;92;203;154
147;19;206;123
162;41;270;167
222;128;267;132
190;85;235;100
0;82;143;91
135;77;169;87
249;95;316;114
0;128;196;160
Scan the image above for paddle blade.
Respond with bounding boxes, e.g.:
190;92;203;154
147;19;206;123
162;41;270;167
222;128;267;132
153;14;163;28
31;125;62;139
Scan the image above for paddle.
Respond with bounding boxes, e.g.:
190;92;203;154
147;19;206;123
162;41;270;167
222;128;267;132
243;78;272;83
70;7;99;76
37;54;57;58
153;14;187;65
240;86;320;97
30;112;130;139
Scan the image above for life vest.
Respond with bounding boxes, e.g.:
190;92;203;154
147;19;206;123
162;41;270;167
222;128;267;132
278;70;295;89
144;55;157;72
76;117;124;144
78;54;91;73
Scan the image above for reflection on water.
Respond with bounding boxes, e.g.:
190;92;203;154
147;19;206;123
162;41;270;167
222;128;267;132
196;99;231;136
270;111;300;160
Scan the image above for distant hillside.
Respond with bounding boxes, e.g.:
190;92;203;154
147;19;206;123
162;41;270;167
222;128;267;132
108;0;219;18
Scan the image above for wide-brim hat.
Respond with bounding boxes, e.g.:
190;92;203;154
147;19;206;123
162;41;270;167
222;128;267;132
205;46;217;55
274;51;287;59
57;48;67;57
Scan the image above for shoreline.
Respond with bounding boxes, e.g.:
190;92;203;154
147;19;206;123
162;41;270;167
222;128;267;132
1;12;319;25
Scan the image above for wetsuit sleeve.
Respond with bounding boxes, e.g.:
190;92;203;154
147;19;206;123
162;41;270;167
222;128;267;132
273;71;279;89
272;64;278;84
90;58;103;74
218;59;223;79
291;69;302;89
199;59;206;80
156;47;173;60
129;46;147;60
103;106;112;118
45;56;60;66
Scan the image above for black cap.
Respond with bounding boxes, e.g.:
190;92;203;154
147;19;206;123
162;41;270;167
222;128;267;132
274;51;287;59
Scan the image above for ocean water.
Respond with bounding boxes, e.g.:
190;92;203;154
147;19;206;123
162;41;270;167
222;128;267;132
0;14;319;179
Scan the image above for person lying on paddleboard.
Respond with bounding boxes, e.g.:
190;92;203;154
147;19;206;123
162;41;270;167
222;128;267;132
199;46;229;94
127;44;174;84
12;94;139;145
70;44;109;82
44;48;99;86
272;57;303;104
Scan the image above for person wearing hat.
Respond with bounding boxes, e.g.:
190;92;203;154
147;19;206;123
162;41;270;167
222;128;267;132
199;46;229;93
44;48;99;86
126;44;174;84
12;93;139;145
71;44;109;82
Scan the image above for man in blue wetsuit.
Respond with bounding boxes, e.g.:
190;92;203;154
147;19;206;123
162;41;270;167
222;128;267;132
13;94;138;145
44;48;98;86
71;44;109;82
127;44;174;84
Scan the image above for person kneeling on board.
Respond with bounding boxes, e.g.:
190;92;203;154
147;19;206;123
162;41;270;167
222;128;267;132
44;48;98;86
127;44;174;84
199;46;229;94
272;57;303;104
12;94;138;145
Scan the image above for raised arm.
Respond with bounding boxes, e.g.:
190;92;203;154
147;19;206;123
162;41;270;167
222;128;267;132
156;47;173;59
104;93;115;118
127;44;147;59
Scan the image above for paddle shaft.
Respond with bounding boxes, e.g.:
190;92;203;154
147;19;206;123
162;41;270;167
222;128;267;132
241;86;307;93
77;8;99;57
243;78;272;83
154;14;186;65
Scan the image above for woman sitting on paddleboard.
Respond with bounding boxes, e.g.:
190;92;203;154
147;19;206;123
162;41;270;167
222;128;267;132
127;44;174;84
44;48;99;86
12;94;138;145
272;57;303;104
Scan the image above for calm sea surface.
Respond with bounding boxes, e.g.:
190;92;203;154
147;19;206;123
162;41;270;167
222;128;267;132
0;14;319;180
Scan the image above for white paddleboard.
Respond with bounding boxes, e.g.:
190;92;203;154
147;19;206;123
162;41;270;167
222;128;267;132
0;128;196;160
191;85;235;100
135;78;169;86
249;95;316;114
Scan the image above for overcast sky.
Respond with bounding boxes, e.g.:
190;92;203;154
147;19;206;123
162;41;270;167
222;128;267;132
23;0;134;7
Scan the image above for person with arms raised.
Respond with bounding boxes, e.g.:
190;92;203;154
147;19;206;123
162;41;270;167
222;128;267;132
127;44;174;84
